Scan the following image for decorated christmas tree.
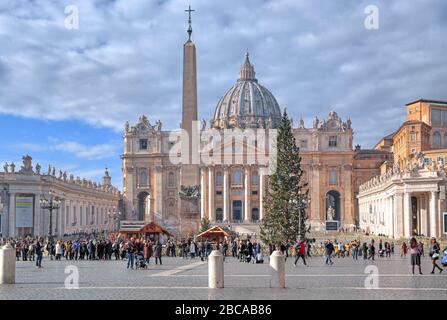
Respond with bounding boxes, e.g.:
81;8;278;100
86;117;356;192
260;110;310;247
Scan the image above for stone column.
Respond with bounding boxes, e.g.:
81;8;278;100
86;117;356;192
208;168;215;222
8;192;15;238
420;194;428;236
244;167;251;223
403;192;412;238
200;168;206;221
259;168;265;221
430;191;438;238
154;166;163;222
223;167;229;222
393;194;402;238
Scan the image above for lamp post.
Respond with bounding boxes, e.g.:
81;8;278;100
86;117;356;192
39;190;61;243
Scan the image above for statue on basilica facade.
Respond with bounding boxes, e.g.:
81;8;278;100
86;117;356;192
35;163;41;175
19;155;33;174
201;118;206;131
327;206;335;221
155;120;162;131
312;116;319;129
124;121;130;133
346;117;352;129
3;162;8;173
10;162;15;173
52;166;56;177
299;116;305;129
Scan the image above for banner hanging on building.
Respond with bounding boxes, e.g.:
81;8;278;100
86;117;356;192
16;196;34;228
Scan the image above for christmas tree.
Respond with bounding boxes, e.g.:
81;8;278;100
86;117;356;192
199;217;211;233
260;110;310;247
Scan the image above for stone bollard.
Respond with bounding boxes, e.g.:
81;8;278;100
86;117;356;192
208;250;224;288
0;243;16;284
269;250;285;288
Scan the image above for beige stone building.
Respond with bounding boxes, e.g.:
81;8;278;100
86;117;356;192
0;156;120;238
358;99;447;239
121;20;388;237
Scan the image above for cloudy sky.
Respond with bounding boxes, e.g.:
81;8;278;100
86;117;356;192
0;0;446;189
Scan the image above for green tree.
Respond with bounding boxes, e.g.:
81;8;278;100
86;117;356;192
199;217;211;233
260;110;310;247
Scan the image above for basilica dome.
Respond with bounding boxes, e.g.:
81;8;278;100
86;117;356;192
211;53;281;129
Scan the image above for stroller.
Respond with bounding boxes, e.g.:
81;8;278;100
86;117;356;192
244;249;251;263
135;252;148;269
441;248;447;267
255;253;264;264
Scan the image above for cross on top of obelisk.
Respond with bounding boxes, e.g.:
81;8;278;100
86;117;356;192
185;5;195;40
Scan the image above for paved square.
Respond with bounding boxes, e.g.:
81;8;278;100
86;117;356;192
1;252;446;300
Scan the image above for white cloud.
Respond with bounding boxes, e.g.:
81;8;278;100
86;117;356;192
0;0;446;148
52;141;118;160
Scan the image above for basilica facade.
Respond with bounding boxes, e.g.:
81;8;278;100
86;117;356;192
121;21;389;237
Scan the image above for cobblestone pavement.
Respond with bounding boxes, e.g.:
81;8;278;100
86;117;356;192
0;253;446;300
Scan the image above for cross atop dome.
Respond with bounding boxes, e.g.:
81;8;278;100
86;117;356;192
239;52;256;81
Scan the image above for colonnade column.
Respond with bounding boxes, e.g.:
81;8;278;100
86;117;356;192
403;192;412;238
208;168;215;223
244;167;251;223
200;167;206;221
430;191;438;238
259;168;265;221
223;167;229;222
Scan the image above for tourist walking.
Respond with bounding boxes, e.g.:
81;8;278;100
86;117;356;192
35;238;43;268
325;240;334;265
401;242;408;258
409;237;422;275
352;241;359;260
55;241;63;261
126;239;135;269
293;240;307;267
429;237;443;274
154;241;163;265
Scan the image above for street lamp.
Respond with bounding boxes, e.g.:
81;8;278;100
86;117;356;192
40;190;61;243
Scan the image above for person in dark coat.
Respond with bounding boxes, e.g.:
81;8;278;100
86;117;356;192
35;238;43;268
154;241;163;265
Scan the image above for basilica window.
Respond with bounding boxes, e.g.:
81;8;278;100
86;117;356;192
251;171;259;185
216;172;223;186
443;133;447;148
232;170;242;185
139;169;148;187
329;136;337;147
329;170;337;185
168;172;175;187
300;140;308;149
139;139;148;150
433;131;441;148
410;132;417;142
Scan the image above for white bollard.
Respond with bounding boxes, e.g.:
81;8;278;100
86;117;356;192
269;250;285;288
208;250;224;288
0;243;16;284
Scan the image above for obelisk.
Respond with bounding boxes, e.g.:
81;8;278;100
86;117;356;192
179;6;200;235
180;6;199;186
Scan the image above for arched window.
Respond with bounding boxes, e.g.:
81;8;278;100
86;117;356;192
216;208;223;222
216;172;223;186
433;131;441;147
168;172;175;187
251;208;259;222
232;170;242;185
139;169;148;187
443;132;447;148
251;171;259;185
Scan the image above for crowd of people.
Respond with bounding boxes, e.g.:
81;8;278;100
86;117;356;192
2;234;447;274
